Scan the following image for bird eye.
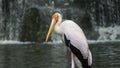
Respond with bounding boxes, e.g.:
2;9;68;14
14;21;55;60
52;13;59;18
52;15;58;20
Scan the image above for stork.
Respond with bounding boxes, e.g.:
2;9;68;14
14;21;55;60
45;12;92;68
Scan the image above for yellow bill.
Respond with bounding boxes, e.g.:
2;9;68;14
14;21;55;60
45;19;56;42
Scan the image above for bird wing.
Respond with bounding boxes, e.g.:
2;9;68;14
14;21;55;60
62;20;89;59
88;50;92;66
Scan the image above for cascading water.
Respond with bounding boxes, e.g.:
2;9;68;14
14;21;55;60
0;0;25;41
0;0;120;43
87;0;120;41
8;0;25;40
0;0;60;42
97;25;120;40
0;0;3;40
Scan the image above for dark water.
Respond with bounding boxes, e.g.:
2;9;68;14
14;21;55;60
0;43;120;68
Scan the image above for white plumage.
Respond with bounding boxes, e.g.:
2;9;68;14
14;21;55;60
61;20;89;58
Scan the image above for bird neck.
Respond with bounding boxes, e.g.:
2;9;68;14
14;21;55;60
57;15;62;25
54;16;62;34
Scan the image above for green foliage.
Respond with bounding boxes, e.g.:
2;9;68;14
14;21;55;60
36;32;41;39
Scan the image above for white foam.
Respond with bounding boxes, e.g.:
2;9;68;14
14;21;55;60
98;25;120;40
43;40;120;45
42;40;63;45
1;40;119;45
88;40;120;44
0;40;34;45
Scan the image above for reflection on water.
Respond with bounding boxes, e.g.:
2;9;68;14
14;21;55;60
0;44;70;68
91;43;120;68
0;43;120;68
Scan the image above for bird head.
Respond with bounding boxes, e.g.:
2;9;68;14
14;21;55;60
45;13;59;42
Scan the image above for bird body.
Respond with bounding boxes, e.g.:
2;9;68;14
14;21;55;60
60;20;89;58
45;13;92;68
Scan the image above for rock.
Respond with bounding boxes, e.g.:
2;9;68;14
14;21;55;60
19;8;40;42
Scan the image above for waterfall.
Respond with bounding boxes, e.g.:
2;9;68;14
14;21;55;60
87;0;120;41
98;25;120;40
0;0;3;40
0;0;120;42
0;0;25;40
8;0;25;40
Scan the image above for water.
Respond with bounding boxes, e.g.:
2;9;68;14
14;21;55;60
90;42;120;68
0;42;120;68
0;43;70;68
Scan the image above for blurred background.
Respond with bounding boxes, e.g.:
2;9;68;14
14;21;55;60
0;0;120;68
0;0;120;42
